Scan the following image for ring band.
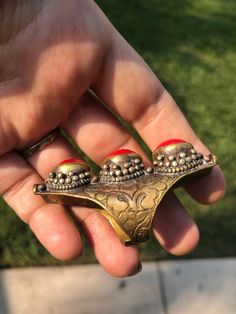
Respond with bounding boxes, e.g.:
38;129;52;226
20;128;60;158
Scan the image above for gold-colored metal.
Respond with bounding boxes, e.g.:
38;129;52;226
20;128;60;158
33;143;218;245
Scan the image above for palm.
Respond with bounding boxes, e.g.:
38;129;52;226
0;0;225;277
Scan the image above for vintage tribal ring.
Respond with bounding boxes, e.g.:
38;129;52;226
33;139;218;245
19;128;60;158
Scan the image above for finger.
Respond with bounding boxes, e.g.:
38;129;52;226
63;91;200;255
91;28;226;204
63;92;143;164
184;165;226;204
27;135;140;277
152;192;199;255
27;134;79;177
72;207;140;277
0;151;82;260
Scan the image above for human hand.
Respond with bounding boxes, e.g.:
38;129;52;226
0;0;226;276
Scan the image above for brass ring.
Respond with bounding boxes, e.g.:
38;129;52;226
33;139;218;245
20;128;60;158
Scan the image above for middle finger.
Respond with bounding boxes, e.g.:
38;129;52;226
63;91;200;255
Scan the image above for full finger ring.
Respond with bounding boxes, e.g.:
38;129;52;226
33;139;218;245
19;128;60;158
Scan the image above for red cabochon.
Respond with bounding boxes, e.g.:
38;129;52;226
107;149;136;157
60;158;84;164
157;139;186;148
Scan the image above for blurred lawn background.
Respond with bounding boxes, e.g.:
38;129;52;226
0;0;236;267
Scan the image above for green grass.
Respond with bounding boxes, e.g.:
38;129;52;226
0;0;236;267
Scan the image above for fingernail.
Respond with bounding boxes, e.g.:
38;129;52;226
128;262;142;276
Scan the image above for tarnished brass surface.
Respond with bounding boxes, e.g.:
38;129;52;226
34;152;217;245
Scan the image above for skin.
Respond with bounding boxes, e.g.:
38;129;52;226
0;0;226;277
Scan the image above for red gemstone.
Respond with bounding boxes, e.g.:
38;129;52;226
60;158;84;164
107;149;136;157
157;139;186;148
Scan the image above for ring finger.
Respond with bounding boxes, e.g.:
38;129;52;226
25;131;140;277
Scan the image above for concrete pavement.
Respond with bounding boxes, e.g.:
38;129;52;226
0;258;235;314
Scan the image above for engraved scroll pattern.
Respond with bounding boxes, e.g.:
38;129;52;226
82;175;173;242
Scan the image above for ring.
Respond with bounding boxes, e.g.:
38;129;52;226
33;139;218;245
20;128;60;158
